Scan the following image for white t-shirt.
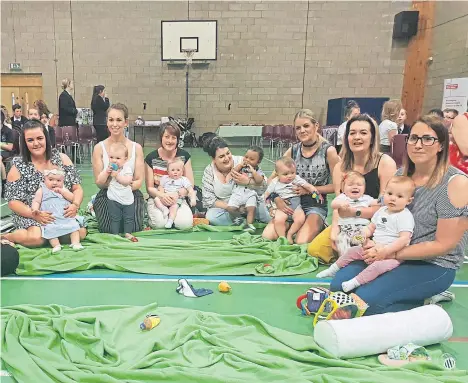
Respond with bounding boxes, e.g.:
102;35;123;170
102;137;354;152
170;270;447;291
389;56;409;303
266;175;308;200
379;119;398;146
371;206;414;246
334;193;376;225
107;163;134;205
160;175;192;194
337;121;347;146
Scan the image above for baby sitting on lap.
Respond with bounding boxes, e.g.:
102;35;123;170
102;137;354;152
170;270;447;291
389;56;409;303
153;158;196;229
318;176;415;292
330;171;379;256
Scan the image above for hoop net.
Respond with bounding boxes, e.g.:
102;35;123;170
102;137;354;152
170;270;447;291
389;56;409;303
182;49;196;65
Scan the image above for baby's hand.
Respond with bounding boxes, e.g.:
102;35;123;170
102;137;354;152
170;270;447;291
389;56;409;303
339;201;350;210
106;165;113;174
53;187;62;194
111;171;118;178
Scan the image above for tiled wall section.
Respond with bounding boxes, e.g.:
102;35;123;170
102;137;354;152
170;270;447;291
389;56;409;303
1;1;411;133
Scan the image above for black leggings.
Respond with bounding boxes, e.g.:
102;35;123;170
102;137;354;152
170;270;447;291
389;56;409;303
1;244;19;276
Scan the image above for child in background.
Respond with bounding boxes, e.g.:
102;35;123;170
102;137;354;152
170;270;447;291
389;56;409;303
31;167;83;253
318;176;415;292
96;142;137;241
330;171;378;256
265;157;319;244
227;146;265;232
154;158;196;229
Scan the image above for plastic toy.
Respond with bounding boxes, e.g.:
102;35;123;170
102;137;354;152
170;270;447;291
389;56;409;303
311;192;324;204
296;287;330;316
218;281;231;293
140;314;161;330
313;291;368;327
110;163;119;171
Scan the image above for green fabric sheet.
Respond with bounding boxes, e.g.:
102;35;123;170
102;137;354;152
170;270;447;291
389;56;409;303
1;303;466;383
15;232;318;276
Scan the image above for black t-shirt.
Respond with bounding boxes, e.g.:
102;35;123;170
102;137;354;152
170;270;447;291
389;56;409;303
144;148;191;179
1;125;14;157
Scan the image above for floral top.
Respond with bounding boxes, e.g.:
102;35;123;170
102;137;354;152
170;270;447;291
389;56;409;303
5;149;81;229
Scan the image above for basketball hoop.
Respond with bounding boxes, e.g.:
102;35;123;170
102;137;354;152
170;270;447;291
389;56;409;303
182;49;196;66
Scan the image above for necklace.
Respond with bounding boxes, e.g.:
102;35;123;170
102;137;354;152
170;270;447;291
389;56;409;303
302;140;317;148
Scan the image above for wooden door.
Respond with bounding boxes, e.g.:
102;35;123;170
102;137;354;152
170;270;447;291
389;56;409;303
1;74;43;117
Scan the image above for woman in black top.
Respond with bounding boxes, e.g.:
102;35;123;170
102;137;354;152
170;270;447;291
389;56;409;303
308;114;397;260
91;85;110;143
58;78;77;127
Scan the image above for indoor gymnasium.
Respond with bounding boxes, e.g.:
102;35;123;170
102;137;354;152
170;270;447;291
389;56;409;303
1;1;468;382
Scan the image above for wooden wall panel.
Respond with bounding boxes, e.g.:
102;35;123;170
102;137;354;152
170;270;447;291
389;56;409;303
401;1;435;125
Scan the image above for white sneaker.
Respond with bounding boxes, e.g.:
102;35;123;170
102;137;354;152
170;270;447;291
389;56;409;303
426;290;455;305
52;245;62;253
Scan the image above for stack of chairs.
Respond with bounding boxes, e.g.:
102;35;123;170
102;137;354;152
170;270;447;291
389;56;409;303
262;124;298;159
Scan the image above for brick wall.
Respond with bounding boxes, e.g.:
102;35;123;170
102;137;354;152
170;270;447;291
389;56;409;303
423;1;468;113
1;1;410;134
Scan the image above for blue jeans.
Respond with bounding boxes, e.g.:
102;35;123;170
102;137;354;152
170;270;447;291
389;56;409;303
330;260;456;316
206;201;271;226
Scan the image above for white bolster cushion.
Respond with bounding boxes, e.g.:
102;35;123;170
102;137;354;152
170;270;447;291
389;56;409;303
314;305;453;359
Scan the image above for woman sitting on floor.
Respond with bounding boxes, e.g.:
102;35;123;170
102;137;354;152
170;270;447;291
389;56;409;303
145;122;195;229
262;109;340;244
202;135;270;226
92;103;145;233
331;115;468;315
308;114;396;262
2;120;87;247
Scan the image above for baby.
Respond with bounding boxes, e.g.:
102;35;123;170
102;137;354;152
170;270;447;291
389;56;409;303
330;171;378;256
318;176;415;292
97;142;137;241
31;167;83;253
154;158;196;229
265;157;318;244
227;146;265;232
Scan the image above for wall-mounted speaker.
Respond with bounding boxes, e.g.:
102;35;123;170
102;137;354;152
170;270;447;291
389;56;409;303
393;10;419;39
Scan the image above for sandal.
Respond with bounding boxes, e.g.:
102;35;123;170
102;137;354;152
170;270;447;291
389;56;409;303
378;343;430;367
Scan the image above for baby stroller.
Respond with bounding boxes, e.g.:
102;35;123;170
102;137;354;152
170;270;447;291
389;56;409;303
168;116;198;148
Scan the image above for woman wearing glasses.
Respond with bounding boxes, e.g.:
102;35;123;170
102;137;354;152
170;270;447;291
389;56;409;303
330;115;468;315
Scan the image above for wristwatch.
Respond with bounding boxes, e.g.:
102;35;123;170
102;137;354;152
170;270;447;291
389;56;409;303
355;209;362;217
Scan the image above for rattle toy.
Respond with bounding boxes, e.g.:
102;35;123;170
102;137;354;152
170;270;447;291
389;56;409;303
140;314;161;330
311;192;324;204
110;163;119;171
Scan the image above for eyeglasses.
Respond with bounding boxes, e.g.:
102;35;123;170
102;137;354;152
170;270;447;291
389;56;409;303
405;135;439;146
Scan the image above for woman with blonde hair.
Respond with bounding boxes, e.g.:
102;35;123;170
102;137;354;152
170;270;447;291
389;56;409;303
379;99;402;153
307;114;396;263
262;109;340;244
58;78;77;127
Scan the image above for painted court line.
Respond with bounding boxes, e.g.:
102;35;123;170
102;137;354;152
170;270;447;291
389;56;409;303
3;276;468;287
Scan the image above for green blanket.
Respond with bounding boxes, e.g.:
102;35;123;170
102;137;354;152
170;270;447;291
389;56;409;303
1;303;466;383
15;233;318;276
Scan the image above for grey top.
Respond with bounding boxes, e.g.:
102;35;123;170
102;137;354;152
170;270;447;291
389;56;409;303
396;166;468;269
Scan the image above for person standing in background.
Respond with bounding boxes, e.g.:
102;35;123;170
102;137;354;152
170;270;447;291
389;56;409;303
58;78;79;163
11;104;28;132
58;78;77;127
397;108;410;135
379;99;402;154
34;100;56;147
91;85;110;143
336;100;360;154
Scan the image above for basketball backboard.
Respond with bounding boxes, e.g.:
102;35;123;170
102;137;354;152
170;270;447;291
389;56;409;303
161;20;217;62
